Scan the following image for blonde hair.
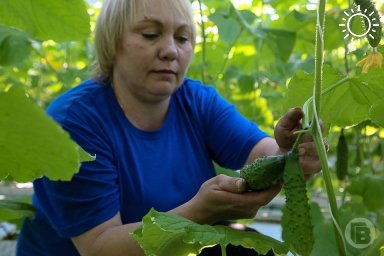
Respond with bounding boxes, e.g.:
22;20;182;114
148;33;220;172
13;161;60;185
93;0;196;82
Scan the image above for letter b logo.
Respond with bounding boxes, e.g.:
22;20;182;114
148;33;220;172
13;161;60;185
345;218;376;249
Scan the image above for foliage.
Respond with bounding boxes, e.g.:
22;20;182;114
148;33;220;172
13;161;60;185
0;87;95;182
132;208;288;256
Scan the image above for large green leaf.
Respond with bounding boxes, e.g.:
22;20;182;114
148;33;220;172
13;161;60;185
261;28;296;62
132;208;289;256
283;65;384;127
348;175;384;212
324;15;345;51
370;101;384;127
184;224;288;255
132;209;204;256
0;0;90;42
0;26;32;66
209;13;242;44
0;87;95;182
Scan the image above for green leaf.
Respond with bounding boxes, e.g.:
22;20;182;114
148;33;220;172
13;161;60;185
184;224;288;255
261;28;296;62
78;146;96;163
348;175;384;212
238;74;255;93
309;202;343;256
132;208;289;256
283;66;384;127
0;26;32;66
0;199;35;221
310;220;339;256
324;15;344;51
0;87;94;182
370;101;384;127
209;13;242;44
132;209;202;256
0;0;90;42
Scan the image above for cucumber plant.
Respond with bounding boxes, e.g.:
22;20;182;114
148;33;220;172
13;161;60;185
336;129;349;181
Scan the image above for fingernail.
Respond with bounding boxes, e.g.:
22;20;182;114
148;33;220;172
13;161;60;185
236;179;245;191
298;147;306;156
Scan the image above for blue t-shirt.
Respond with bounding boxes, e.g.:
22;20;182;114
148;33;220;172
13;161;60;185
16;78;268;255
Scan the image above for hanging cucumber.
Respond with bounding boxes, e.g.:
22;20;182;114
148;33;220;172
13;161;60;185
336;129;349;181
354;0;382;47
281;151;314;256
354;0;383;73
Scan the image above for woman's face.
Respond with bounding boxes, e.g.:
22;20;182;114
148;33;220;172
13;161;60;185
113;1;194;103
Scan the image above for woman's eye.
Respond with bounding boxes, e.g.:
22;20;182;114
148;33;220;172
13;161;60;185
176;36;189;44
141;33;158;40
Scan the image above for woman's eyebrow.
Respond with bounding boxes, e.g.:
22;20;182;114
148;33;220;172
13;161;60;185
137;17;191;30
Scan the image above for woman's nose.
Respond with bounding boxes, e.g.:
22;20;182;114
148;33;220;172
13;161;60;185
158;37;178;61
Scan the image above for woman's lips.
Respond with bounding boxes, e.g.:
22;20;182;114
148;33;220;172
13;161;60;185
153;70;176;75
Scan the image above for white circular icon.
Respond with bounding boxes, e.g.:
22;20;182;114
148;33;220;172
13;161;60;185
339;5;381;42
345;217;377;249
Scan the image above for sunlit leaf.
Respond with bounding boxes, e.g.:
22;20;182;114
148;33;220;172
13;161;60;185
370;101;384;127
132;208;288;256
132;209;203;256
0;87;95;182
262;28;296;62
283;65;384;127
0;0;90;42
324;15;344;50
209;13;242;44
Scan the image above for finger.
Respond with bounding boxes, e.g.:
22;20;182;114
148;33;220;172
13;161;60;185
215;174;247;193
298;142;319;157
240;183;282;206
299;155;321;179
278;107;303;130
301;133;314;143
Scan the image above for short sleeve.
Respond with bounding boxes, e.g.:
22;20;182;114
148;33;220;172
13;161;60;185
33;101;120;238
196;84;269;169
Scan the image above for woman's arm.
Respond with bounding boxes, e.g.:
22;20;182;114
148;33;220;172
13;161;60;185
71;213;144;256
71;173;282;255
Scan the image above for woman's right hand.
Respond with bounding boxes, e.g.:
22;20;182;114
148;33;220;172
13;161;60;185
186;174;282;224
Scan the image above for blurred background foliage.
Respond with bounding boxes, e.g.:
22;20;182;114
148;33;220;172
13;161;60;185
1;0;384;250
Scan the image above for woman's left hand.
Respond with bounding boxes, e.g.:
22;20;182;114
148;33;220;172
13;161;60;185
274;107;322;179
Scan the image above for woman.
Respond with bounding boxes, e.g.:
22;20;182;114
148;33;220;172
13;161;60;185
16;0;321;255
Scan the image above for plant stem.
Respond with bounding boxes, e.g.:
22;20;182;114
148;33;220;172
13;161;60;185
291;130;307;153
197;0;207;84
221;245;227;256
312;0;347;255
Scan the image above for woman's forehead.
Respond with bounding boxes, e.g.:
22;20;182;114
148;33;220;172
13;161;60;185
129;1;193;28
